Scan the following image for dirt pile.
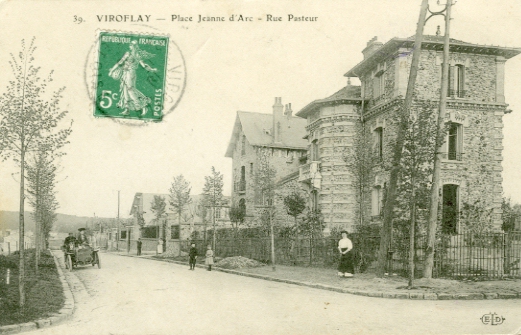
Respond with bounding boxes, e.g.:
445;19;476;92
215;256;265;269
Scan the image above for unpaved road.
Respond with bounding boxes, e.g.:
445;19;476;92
22;252;521;335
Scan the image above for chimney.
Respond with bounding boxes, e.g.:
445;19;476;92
272;97;283;143
284;103;293;118
362;36;383;59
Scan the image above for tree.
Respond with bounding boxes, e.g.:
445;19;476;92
26;147;59;275
150;195;167;249
194;199;209;243
169;174;192;246
229;203;246;238
283;192;306;228
0;38;72;311
501;197;519;232
393;103;437;287
344;118;376;229
254;150;277;270
299;209;325;265
202;167;224;250
376;0;429;278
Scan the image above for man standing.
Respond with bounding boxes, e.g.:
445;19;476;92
137;238;142;256
189;243;198;270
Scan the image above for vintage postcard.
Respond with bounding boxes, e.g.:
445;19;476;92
1;1;521;334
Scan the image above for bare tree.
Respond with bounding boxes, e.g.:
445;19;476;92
0;38;72;311
150;195;167;248
203;167;224;250
26;147;59;275
169;174;192;245
254;149;277;270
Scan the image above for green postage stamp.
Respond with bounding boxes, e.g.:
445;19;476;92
94;32;169;121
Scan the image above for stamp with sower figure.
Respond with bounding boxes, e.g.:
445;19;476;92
93;32;170;121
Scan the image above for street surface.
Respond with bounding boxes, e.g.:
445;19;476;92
23;252;521;335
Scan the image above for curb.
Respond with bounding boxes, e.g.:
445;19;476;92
112;252;521;301
0;250;75;335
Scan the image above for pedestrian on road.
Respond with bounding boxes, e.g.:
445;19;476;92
189;243;198;270
205;245;214;271
137;238;142;256
337;230;354;278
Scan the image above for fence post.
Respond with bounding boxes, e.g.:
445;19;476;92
503;232;510;276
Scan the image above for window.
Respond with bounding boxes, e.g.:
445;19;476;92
373;70;384;99
171;225;180;239
445;122;462;161
241;135;246;156
442;64;465;98
215;207;221;219
238;166;246;192
441;184;459;234
120;230;127;240
239;198;246;214
372;186;383;216
311;190;319;211
374;127;384;160
454;65;465;98
250;163;253;175
142;226;158;239
311;140;319;161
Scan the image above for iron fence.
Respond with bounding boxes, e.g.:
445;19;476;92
187;231;521;279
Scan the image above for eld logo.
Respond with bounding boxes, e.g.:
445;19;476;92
481;312;505;326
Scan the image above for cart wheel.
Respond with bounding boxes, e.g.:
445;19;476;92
96;253;101;269
66;254;73;272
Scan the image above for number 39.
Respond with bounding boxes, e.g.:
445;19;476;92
100;90;118;109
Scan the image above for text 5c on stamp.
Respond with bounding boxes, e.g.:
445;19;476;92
94;32;169;121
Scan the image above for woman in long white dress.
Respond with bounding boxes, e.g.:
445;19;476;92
109;40;157;116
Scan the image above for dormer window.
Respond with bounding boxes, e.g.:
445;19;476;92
241;135;246;156
373;69;385;99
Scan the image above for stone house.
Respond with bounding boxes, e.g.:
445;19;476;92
346;35;520;233
227;35;520;235
225;98;308;227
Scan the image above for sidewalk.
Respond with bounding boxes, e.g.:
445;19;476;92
108;250;521;300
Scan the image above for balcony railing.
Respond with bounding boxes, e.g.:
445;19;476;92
436;89;468;99
440;151;464;161
299;161;320;182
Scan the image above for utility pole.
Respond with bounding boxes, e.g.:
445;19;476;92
424;0;453;279
117;190;120;251
212;180;216;252
376;0;429;277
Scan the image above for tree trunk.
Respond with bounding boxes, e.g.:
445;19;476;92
19;149;26;312
375;0;429;277
408;175;417;288
424;0;453;279
35;164;40;276
270;207;276;271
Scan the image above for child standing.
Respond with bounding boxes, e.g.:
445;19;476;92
205;245;214;271
189;243;198;270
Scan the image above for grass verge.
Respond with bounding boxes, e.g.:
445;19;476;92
0;249;64;326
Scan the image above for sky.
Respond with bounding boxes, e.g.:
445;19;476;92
1;0;521;219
